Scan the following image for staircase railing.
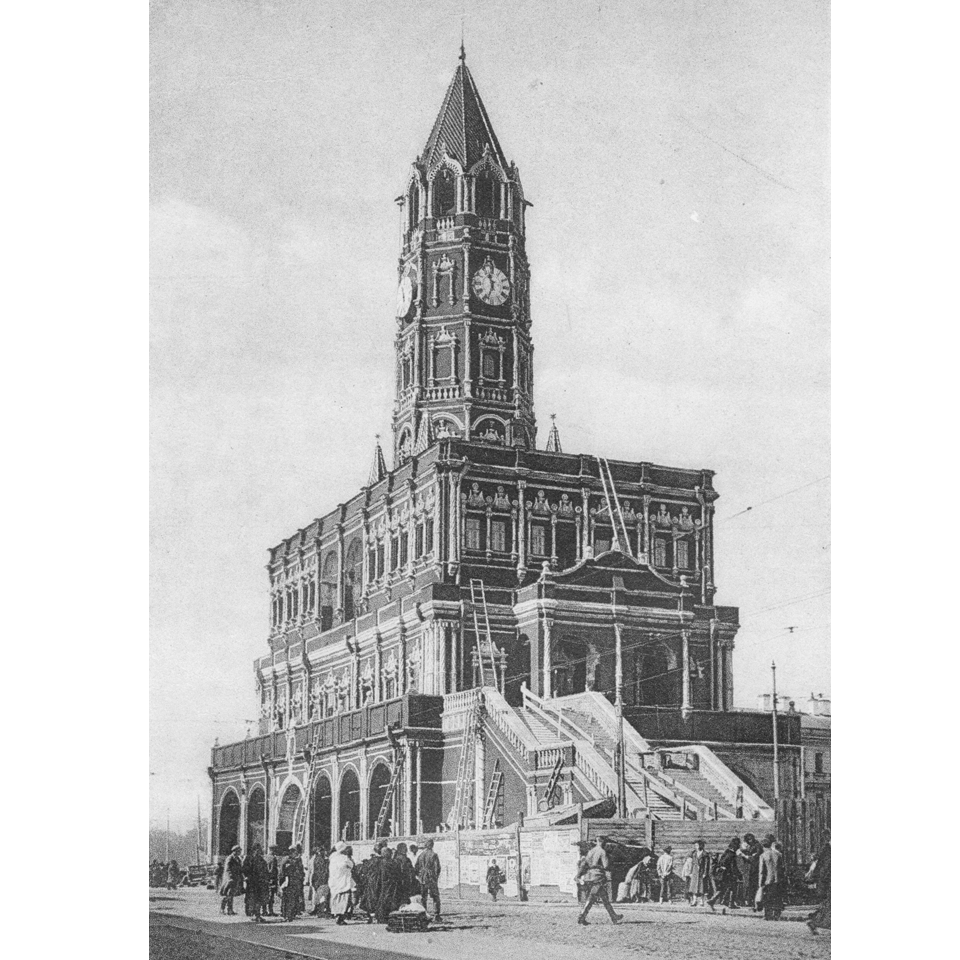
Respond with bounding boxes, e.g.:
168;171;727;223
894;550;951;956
681;744;774;819
483;687;540;757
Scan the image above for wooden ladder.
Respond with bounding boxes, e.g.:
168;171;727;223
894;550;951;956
481;760;503;828
469;578;499;688
374;743;407;837
597;457;633;558
543;755;565;807
291;724;325;851
448;699;480;828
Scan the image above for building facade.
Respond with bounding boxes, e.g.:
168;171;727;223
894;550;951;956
209;53;800;859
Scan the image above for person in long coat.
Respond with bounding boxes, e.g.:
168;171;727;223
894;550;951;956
246;845;271;923
280;845;306;921
689;840;711;907
308;847;330;916
806;832;831;934
758;838;784;920
394;842;418;903
738;834;762;912
707;838;741;913
328;842;356;925
264;846;279;916
360;843;385;921
220;846;243;915
376;848;404;922
486;859;505;902
242;849;258;916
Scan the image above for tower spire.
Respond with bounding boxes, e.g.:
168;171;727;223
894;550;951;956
545;414;562;454
368;435;387;486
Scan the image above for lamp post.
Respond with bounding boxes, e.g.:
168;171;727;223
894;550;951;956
771;661;780;804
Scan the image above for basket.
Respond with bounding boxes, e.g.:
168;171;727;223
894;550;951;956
387;911;430;933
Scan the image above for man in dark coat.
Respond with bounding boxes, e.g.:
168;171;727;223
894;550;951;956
264;846;279;916
394;842;418;903
738;834;762;911
707;838;741;913
415;839;442;921
376;848;404;922
309;846;330;916
247;844;271;923
242;848;257;916
360;841;386;921
280;846;305;921
806;832;831;934
220;845;243;915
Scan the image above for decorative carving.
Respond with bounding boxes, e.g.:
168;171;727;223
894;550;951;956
531;490;552;515
557;493;575;517
466;482;487;507
492;486;512;511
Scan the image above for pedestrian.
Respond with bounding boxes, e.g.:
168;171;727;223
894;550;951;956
214;857;225;898
657;845;675;904
738;834;762;912
707;838;741;914
394;842;418;903
758;837;783;920
328;841;356;925
576;837;624;926
689;840;711;907
681;853;694;903
166;859;180;890
415;838;442;921
242;847;257;916
574;842;591;905
265;846;279;916
220;845;243;915
806;831;831;935
308;846;330;916
360;841;386;922
377;848;404;922
486;859;505;902
280;845;305;921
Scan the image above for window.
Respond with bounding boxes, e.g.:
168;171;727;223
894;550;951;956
465;517;482;551
415;522;424;558
435;347;452;379
676;540;689;569
376;543;385;579
491;520;507;553
475;171;498;219
654;539;668;567
433;168;456;218
531;524;547;556
814;752;824;774
390;535;400;571
368;547;377;580
408;182;420;232
425;518;434;552
482;351;498;379
594;527;612;555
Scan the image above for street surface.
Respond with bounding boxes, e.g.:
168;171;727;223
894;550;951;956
150;889;829;960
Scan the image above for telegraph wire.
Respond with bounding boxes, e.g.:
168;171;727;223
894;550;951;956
716;475;830;524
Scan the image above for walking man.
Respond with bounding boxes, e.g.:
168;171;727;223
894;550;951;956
415;839;442;921
657;845;675;903
220;845;243;915
576;837;624;926
707;838;741;914
806;830;831;935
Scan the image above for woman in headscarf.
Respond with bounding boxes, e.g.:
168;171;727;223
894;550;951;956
376;848;404;922
328;841;356;925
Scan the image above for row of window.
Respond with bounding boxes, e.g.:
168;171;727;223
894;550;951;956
407;169;521;230
463;515;695;570
367;519;435;582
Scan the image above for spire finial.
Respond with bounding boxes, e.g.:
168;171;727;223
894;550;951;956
459;16;466;62
545;414;562;454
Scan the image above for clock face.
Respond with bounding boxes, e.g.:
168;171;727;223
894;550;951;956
395;275;414;319
472;259;511;306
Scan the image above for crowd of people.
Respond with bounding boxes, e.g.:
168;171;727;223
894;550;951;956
213;837;444;925
575;829;831;931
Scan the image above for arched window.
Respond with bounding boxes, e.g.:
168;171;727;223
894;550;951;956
432;167;456;218
320;552;337;632
338;769;361;843
246;787;265;851
368;763;394;838
218;791;241;855
343;538;362;620
408;181;421;232
475;170;499;219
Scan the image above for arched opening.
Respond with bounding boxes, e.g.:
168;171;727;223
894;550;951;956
310;774;333;854
276;784;302;854
218;791;241;855
552;639;588;697
368;762;394;839
338;768;361;842
475;170;499;219
320;552;337;633
432;167;457;218
343;539;362;621
246;787;265;852
408;181;421;232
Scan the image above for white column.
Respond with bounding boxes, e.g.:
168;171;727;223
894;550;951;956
542;618;552;699
474;732;486;827
681;630;691;717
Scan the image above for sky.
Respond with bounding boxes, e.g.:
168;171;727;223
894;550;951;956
150;0;829;830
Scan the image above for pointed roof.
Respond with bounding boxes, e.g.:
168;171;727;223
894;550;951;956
368;436;387;486
545;414;562;454
422;53;508;173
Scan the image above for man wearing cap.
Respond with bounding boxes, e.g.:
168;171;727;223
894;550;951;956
576;837;624;925
415;839;442;921
220;845;243;916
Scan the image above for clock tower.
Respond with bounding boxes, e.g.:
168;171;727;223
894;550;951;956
392;49;536;465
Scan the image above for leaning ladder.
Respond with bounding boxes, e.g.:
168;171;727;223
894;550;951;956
292;724;325;850
481;760;504;828
543;755;565;807
448;699;480;828
597;457;634;558
374;743;407;837
469;578;499;688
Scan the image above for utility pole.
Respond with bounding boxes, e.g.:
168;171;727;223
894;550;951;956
165;810;171;862
196;797;203;865
771;661;780;803
614;617;626;818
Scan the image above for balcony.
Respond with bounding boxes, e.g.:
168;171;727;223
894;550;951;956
624;706;802;747
211;694;443;771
